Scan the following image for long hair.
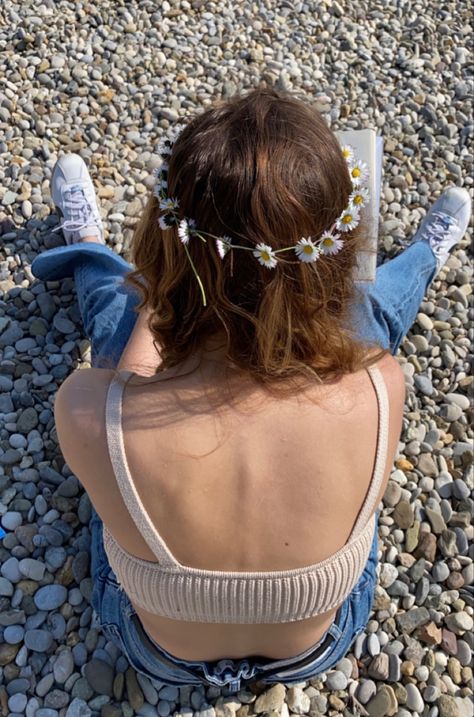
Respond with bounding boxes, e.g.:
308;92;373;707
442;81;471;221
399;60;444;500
107;84;387;398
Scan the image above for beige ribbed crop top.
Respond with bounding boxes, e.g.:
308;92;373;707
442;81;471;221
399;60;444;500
102;364;389;624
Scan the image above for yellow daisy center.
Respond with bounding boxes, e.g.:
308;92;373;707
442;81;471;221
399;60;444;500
303;245;313;254
342;214;353;224
322;237;334;247
342;149;350;158
261;250;270;261
351;167;361;178
354;195;363;204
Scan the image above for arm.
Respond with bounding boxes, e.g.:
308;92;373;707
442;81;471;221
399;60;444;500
117;305;162;376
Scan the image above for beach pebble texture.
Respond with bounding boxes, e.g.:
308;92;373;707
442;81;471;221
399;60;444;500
0;0;473;716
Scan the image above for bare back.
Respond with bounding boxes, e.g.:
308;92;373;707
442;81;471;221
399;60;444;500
56;352;405;660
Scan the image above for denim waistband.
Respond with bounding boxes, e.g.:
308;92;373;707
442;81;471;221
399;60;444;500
127;600;346;689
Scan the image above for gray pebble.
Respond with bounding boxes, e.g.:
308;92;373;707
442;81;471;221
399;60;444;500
405;683;424;713
414;375;434;396
4;625;25;644
1;511;22;530
53;315;76;334
424;685;440;702
325;670;348;691
53;649;75;684
0;375;14;391
24;629;54;652
65;698;92;717
366;632;381;657
456;640;472;666
17;407;39;432
33;584;68;611
9;694;28;713
38;675;60;698
453;478;471;500
357;679;377;704
445;612;473;633
432;561;450;582
1;556;22;582
157;686;178;701
388;653;401;682
19;557;46;581
16;337;38;352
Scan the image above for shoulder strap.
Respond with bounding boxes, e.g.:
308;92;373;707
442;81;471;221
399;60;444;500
105;368;183;568
347;364;390;541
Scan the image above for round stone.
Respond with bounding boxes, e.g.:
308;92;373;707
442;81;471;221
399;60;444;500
424;685;440;702
405;683;424;713
325;670;348;691
1;511;23;531
24;629;54;652
432;561;450;582
53;649;74;684
9;433;28;448
8;693;28;712
33;584;68;611
357;680;377;704
4;625;25;644
19;558;46;581
380;563;399;588
445;612;473;634
456;640;472;667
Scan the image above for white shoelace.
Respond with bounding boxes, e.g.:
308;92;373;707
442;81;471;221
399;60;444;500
52;185;99;237
420;210;459;254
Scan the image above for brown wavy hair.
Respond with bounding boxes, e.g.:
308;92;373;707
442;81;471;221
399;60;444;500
109;84;387;398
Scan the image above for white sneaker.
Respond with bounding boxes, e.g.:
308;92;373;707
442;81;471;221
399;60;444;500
50;153;105;244
414;186;472;272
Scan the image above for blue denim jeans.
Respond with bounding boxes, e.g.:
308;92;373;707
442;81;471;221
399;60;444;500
30;239;438;688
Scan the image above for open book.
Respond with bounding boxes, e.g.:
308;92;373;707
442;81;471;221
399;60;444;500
335;129;383;283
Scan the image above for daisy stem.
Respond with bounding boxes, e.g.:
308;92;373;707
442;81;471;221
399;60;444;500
273;246;296;255
193;233;208;244
183;243;207;307
194;229;224;240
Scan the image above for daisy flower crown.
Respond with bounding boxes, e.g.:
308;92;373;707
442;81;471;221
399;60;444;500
153;124;370;307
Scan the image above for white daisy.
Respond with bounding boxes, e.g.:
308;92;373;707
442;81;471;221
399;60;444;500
178;218;192;245
157;136;173;156
341;145;355;163
348;159;370;186
336;206;360;232
319;231;344;255
253;243;278;269
168;123;185;141
294;237;320;263
158;215;173;231
349;187;369;208
159;196;179;212
216;235;232;259
153;178;168;198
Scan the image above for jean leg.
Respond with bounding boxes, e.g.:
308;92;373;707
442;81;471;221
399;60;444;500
350;241;438;356
31;243;143;368
31;238;438;370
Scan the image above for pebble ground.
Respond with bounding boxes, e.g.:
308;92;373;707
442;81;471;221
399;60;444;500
0;1;472;717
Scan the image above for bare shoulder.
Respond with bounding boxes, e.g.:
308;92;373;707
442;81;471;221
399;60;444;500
53;368;116;480
371;352;406;401
55;367;115;421
366;352;406;506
